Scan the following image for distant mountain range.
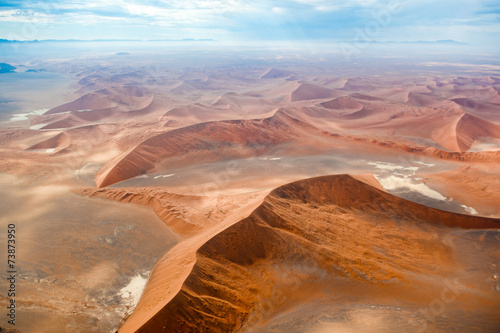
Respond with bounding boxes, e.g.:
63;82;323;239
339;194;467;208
352;39;468;45
0;38;216;43
0;38;468;45
0;62;16;74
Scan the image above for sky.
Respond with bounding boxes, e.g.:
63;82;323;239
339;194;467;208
0;0;499;45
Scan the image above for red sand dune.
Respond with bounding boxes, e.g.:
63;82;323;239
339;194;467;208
119;174;500;333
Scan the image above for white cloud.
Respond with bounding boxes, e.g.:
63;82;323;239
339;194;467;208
292;0;381;11
0;0;499;42
271;7;286;14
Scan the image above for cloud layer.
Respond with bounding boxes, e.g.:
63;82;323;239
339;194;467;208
0;0;499;43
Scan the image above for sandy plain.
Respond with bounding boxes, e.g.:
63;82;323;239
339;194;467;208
0;46;499;332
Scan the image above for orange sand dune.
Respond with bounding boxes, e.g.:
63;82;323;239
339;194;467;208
68;107;117;122
455;113;500;152
342;78;378;91
45;92;118;114
424;165;500;217
407;91;443;107
322;77;348;89
260;68;293;79
349;92;384;101
95;111;323;188
40;114;86;130
426;110;500;152
120;175;500;333
96;107;500;188
319;96;363;112
289;83;343;101
169;81;198;94
170;78;234;93
76;187;210;236
162;103;231;124
451;85;500;104
26;132;70;151
211;92;277;115
451;98;500;122
370;88;410;103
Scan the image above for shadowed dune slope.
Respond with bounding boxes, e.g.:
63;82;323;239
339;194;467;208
128;175;500;333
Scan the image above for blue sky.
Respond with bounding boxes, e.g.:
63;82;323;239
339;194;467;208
0;0;499;44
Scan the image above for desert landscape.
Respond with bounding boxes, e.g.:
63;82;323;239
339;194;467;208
0;39;500;333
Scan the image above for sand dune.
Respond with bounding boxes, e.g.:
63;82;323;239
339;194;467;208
121;175;499;332
96;108;500;188
26;132;70;151
289;83;343;101
319;96;363;112
407;91;442;107
424;165;500;217
260;68;293;79
455;113;500;152
451;98;500;122
77;187;209;235
163;103;227;124
46;92;118;114
3;62;500;333
40;114;86;130
95;111;322;188
211;92;276;114
370;88;410;103
342;78;378;92
169;81;198;94
349;92;384;101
